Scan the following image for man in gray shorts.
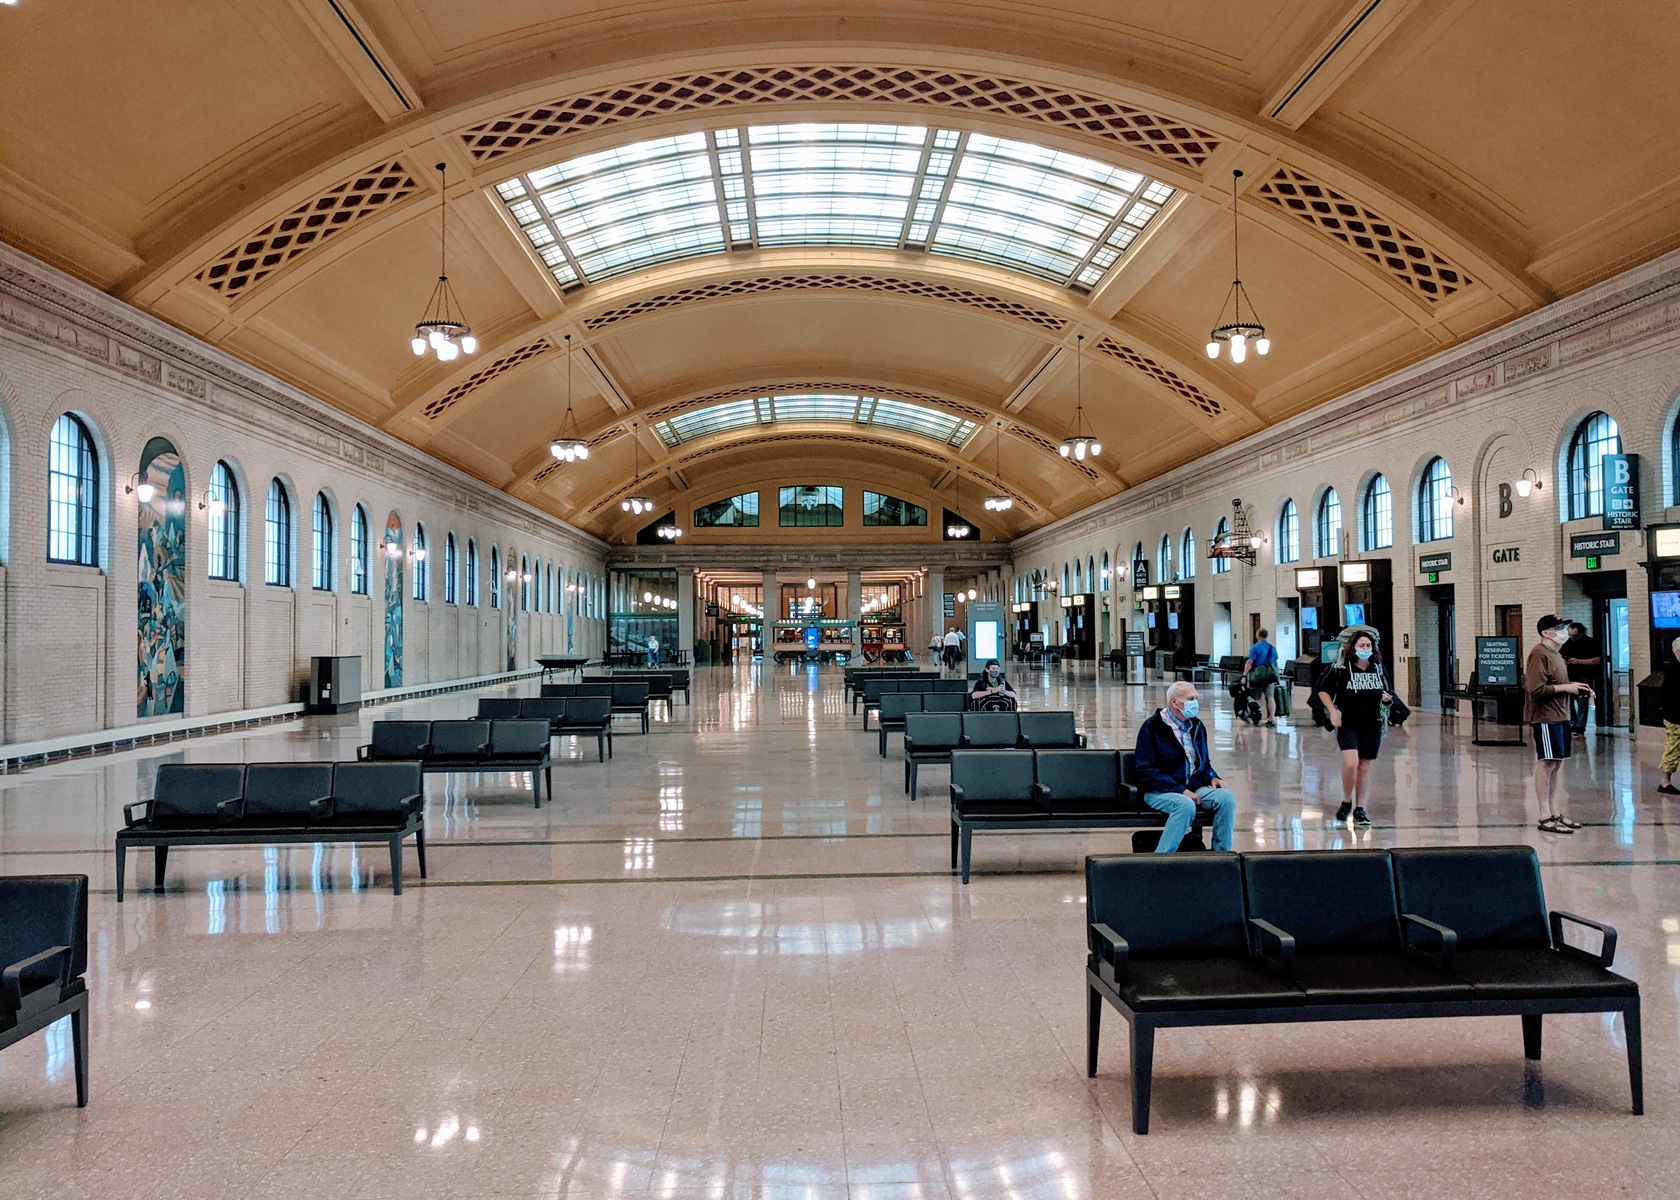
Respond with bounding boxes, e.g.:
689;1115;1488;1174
1525;614;1591;834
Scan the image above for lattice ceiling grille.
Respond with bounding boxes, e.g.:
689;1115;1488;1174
196;161;422;299
423;337;555;420
1093;337;1223;418
1255;167;1471;302
457;66;1221;170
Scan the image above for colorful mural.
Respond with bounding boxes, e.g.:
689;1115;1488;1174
383;512;404;687
565;569;574;653
505;558;517;670
137;438;187;717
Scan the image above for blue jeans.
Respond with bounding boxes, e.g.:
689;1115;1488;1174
1142;786;1236;852
646;649;658;667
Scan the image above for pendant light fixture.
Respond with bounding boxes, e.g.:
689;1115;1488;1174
945;474;973;539
656;520;683;539
621;427;652;515
1205;169;1270;364
984;425;1013;511
549;335;590;461
410;163;478;363
1058;335;1102;461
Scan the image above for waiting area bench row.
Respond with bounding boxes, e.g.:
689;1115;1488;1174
853;673;963;715
870;690;970;737
899;710;1086;786
474;696;613;760
359;719;553;806
117;761;427;899
540;682;653;733
1;874;89;1107
590;669;690;703
1085;846;1642;1133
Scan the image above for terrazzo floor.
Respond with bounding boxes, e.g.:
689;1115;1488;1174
1;661;1677;1198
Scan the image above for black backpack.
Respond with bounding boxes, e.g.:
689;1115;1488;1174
1305;667;1336;731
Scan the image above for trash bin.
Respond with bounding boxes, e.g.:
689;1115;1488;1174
308;655;362;715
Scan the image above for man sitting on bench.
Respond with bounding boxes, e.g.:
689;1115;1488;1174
969;660;1018;706
1134;682;1236;853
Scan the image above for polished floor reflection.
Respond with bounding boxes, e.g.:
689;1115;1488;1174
1;661;1677;1198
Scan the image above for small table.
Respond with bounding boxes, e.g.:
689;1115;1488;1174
536;656;591;683
1442;688;1527;747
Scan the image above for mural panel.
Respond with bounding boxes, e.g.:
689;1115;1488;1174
137;437;186;717
384;512;404;687
506;558;518;670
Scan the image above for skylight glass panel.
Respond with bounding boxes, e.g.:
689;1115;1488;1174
866;399;975;445
496;123;1175;290
656;394;983;448
773;394;861;423
665;399;763;442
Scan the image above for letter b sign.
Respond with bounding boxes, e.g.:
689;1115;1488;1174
1498;482;1513;519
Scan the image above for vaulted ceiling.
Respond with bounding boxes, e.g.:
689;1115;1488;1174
4;0;1676;541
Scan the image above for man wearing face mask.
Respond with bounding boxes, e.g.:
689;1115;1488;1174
969;660;1017;706
1525;614;1591;834
1133;681;1236;853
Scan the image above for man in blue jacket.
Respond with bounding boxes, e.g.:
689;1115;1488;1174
1134;681;1237;852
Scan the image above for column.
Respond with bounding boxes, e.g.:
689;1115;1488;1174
677;568;695;667
926;566;945;663
847;568;862;659
761;569;778;659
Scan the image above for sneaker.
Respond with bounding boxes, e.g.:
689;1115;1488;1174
1538;816;1573;834
1658;784;1680;796
1264;718;1276;726
1335;802;1353;821
1352;807;1371;826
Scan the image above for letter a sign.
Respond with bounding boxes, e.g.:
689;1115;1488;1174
1604;454;1640;531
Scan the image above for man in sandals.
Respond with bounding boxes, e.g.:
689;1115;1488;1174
1525;614;1591;834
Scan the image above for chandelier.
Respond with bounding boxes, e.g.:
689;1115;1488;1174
946;474;974;538
984;424;1013;511
621;425;652;515
1059;335;1102;460
549;334;589;461
1208;498;1261;565
410;163;478;362
656;521;683;539
1206;169;1270;364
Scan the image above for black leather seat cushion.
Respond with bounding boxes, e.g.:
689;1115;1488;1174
1454;948;1639;999
125;814;236;832
1291;951;1473;1003
955;799;1045;818
1120;957;1306;1011
1041;799;1138;818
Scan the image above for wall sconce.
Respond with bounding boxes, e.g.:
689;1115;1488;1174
806;577;816;589
1448;485;1467;506
966;588;977;600
1514;469;1543;498
196;489;224;513
125;473;156;504
412;546;427;562
385;541;403;559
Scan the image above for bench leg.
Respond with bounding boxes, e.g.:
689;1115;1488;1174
530;770;541;808
960;823;974;885
607;729;613;759
115;844;126;903
642;712;649;734
154;845;169;892
1521;1013;1542;1060
597;731;606;762
1086;985;1102;1078
879;727;888;757
905;759;913;796
1626;1001;1645;1115
1130;1019;1155;1135
545;765;553;805
415;828;428;879
390;837;403;896
70;993;89;1107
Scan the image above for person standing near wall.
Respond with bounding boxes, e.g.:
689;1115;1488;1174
1242;628;1280;726
1526;614;1590;833
1316;632;1391;826
1561;621;1603;734
1658;636;1680;796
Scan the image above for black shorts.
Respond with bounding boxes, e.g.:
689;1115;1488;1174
1335;722;1384;760
1534;722;1572;761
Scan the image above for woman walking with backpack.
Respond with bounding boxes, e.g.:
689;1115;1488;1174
1316;631;1392;826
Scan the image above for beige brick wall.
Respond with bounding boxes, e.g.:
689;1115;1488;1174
0;246;608;744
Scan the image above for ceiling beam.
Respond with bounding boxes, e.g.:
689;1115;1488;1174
1261;0;1425;130
284;0;423;122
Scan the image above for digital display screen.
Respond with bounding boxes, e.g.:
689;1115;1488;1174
1168;613;1179;630
1301;608;1319;631
1344;603;1366;626
974;620;1000;660
1655;591;1680;628
1146;612;1157;629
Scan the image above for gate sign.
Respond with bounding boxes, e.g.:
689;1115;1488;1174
1124;630;1147;655
1604;453;1641;530
1476;636;1521;687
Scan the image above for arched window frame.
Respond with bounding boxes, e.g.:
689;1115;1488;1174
520;555;531;611
47;413;99;566
311;492;334;591
264;479;293;587
489;547;501;609
1362;475;1393;551
1212;518;1231;574
444;533;459;605
1181;527;1197;579
465;538;479;606
1277;500;1300;565
1157;533;1172;581
1418;457;1454;543
409;524;428;601
1315;488;1342;560
1566;411;1623;520
348;505;369;594
206;460;240;581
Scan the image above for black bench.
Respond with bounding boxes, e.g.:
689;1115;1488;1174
117;762;426;899
541;682;652;733
1085;846;1642;1134
586;673;672;714
901;710;1088;785
874;690;971;753
603;668;690;703
476;696;613;761
359;719;553;805
1101;649;1125;678
853;672;947;716
0;874;89;1106
950;749;1204;883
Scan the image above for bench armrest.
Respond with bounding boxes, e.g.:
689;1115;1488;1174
1551;910;1618;968
1077;733;1088;747
2;945;71;1015
1032;783;1052;802
123;799;152;826
1247;918;1296;975
356;744;372;760
950;784;966;803
216;797;245;822
400;792;424;817
1399;913;1458;971
309;796;337;821
1089;922;1129;986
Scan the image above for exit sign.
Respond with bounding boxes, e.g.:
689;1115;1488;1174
1585;555;1600;570
1427;571;1439;584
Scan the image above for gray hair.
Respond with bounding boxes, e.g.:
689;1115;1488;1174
1166;680;1198;705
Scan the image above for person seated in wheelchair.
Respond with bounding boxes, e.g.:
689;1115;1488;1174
970;660;1019;709
1227;675;1263;726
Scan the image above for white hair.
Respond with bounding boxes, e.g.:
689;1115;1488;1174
1166;680;1197;705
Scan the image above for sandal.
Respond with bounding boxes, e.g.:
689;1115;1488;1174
1538;816;1574;834
1658;784;1680;796
1556;816;1584;830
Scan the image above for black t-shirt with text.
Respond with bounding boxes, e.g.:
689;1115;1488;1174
1318;662;1389;728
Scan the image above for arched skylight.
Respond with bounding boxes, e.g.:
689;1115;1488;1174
496;123;1175;292
653;394;978;447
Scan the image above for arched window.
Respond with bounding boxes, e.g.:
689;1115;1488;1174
547;564;555;612
444;533;458;604
311;493;334;591
207;461;239;580
1315;489;1342;560
1277;500;1300;564
1419;457;1454;542
535;558;545;612
1362;475;1393;551
349;505;369;594
1567;411;1623;520
1157;534;1172;581
264;479;292;587
465;539;479;606
1212;518;1231;574
1100;550;1111;588
1181;528;1197;579
1086;555;1095;593
489;547;501;608
520;555;531;611
47;413;99;565
411;525;429;600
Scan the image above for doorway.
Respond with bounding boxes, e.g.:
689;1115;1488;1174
1495;604;1523;641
